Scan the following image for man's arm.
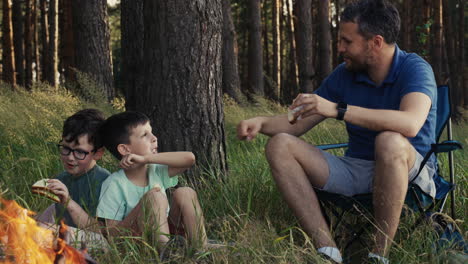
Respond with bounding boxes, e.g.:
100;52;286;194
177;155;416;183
343;92;431;137
237;113;325;141
292;92;431;137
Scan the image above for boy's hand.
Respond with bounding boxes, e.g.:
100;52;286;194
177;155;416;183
120;153;146;169
47;179;71;205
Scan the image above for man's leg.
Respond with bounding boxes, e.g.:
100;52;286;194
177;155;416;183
373;131;416;257
265;133;335;248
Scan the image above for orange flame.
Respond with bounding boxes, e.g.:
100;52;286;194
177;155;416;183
0;198;86;264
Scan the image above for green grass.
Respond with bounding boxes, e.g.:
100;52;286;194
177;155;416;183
0;84;466;263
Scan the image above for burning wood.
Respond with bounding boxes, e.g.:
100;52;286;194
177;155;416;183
0;198;93;264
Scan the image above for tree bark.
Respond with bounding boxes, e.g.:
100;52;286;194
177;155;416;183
24;0;34;88
47;0;58;87
318;0;332;86
294;0;314;93
33;0;40;82
72;0;114;101
12;0;24;87
431;0;443;85
247;0;264;95
283;0;299;103
121;0;144;110
2;0;17;88
272;0;281;100
40;0;49;82
221;0;242;102
59;0;75;82
442;0;460;116
140;0;227;179
458;0;465;108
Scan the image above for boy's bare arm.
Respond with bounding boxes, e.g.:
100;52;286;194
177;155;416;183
66;200;101;231
47;179;101;231
120;152;196;176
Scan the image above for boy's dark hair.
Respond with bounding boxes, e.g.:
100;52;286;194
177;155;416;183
62;109;106;150
100;111;150;160
341;0;400;44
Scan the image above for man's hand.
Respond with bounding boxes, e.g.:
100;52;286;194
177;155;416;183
47;179;70;205
120;153;146;169
290;93;338;120
237;117;263;141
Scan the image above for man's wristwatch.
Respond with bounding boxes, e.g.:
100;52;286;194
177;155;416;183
336;102;347;120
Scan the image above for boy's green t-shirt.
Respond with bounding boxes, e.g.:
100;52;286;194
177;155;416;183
96;164;178;221
55;165;110;227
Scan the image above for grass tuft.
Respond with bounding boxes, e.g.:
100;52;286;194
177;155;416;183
0;82;466;263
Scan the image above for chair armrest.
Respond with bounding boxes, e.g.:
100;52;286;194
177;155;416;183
316;143;348;150
432;140;463;153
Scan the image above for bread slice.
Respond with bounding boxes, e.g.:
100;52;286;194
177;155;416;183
31;179;60;203
287;106;304;124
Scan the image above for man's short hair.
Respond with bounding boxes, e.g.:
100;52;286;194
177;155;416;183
341;0;400;44
62;108;106;150
100;111;150;160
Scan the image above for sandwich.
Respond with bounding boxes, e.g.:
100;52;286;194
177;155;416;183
287;106;304;124
31;179;60;203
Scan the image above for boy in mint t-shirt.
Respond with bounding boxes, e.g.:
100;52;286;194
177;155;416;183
97;111;210;250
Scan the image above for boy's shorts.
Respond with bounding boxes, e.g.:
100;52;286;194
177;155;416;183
319;150;436;197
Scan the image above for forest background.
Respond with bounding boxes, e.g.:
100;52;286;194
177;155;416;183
0;0;466;263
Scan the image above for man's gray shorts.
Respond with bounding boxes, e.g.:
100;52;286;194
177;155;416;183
320;150;436;197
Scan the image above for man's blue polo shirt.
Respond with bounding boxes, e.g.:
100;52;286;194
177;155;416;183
315;45;437;163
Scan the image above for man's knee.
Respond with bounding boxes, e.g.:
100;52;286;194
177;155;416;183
265;133;295;161
375;131;411;162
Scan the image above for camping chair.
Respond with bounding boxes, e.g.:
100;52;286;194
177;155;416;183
314;85;463;257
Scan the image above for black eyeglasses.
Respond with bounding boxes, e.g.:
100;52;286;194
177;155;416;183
57;144;93;160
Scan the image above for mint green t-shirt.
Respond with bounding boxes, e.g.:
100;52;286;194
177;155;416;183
96;164;178;221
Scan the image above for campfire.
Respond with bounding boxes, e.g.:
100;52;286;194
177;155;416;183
0;198;93;264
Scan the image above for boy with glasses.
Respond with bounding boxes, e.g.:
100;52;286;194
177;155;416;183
37;109;110;238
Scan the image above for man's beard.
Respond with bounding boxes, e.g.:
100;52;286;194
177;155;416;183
339;45;371;72
340;53;368;72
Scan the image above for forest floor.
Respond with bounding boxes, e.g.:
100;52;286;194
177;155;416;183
0;85;466;263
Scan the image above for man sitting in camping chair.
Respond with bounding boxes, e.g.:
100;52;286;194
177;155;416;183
237;1;437;263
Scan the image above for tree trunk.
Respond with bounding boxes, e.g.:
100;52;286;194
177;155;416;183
2;0;17;88
40;0;49;82
318;0;332;86
431;0;443;85
263;3;270;81
221;0;242;102
47;0;58;87
72;0;114;101
284;0;299;103
24;0;34;88
272;0;281;100
247;0;264;95
12;0;25;87
59;0;75;82
458;0;465;108
332;0;340;68
33;0;40;82
121;0;144;111
294;0;314;93
442;0;460;117
140;0;227;179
